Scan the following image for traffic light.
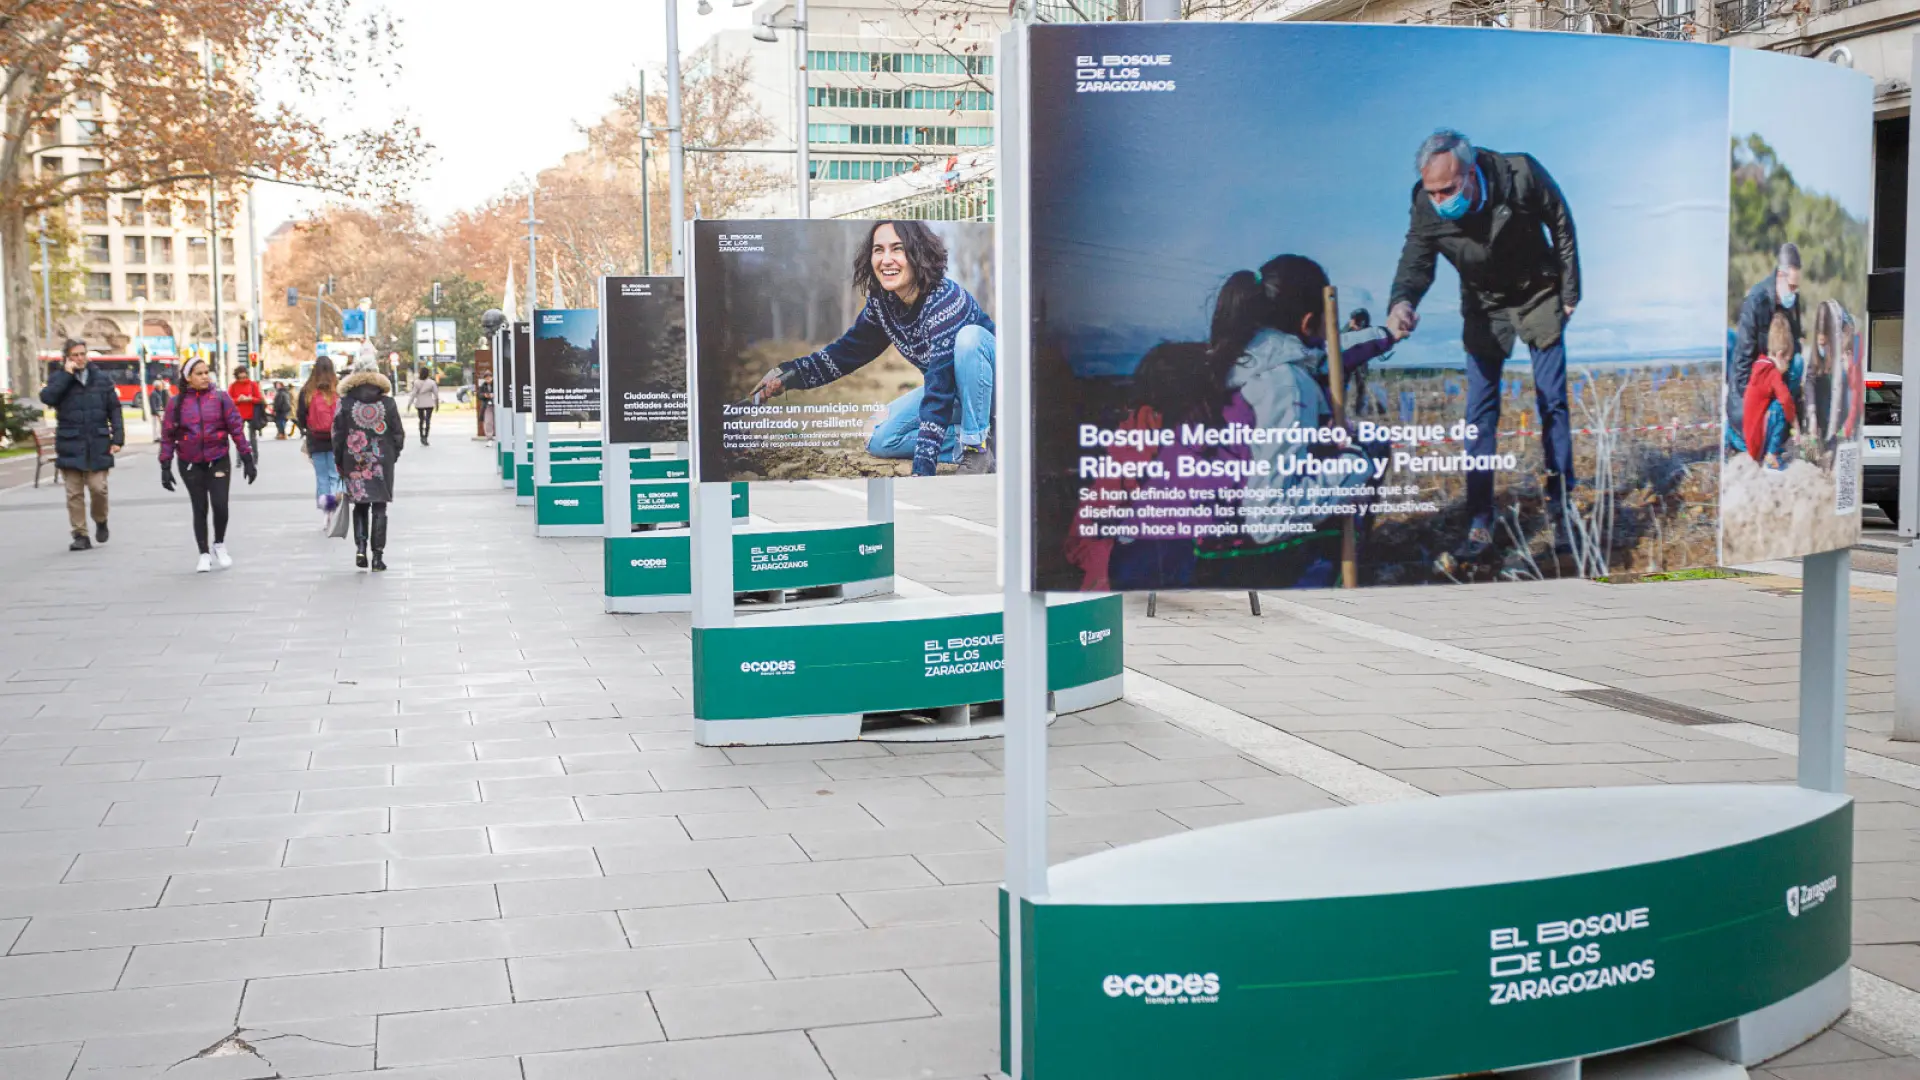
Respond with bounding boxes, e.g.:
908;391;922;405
324;275;335;295
431;281;443;306
285;286;298;307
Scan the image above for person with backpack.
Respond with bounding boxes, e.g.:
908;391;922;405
159;358;256;572
271;382;293;439
334;359;405;571
296;357;343;527
228;365;267;452
406;367;439;445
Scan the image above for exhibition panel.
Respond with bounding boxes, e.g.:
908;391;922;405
994;23;1869;1079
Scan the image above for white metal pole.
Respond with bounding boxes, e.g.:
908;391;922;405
1799;548;1851;791
795;0;810;218
1894;33;1920;742
246;185;262;370
667;0;687;274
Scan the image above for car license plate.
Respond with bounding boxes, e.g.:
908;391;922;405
1868;437;1900;450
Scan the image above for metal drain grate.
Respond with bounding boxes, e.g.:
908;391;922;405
1565;687;1737;727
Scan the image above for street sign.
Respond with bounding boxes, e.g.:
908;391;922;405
342;309;366;336
412;317;457;361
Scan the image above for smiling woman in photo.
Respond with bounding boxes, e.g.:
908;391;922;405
749;220;997;477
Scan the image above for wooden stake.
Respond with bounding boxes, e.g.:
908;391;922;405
1323;285;1358;589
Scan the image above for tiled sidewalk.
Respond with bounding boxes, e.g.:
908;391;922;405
0;441;1912;1078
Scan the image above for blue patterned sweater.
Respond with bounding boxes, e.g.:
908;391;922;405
777;277;994;476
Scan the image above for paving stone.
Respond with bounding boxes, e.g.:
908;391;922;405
382;912;626;966
186;809;390;845
496;868;724;918
375;992;661;1067
161;862;386;906
754;920;999;977
651;971;934;1039
0;1043;82;1080
0;947;130;999
296;781;478;813
792;821;1000;861
906;961;1000;1015
508;940;771;1000
574;787;764;820
387;849;601;890
390;797;580;831
806;1011;1002;1080
282;828;489;868
841;883;1000;928
121;928;381;987
240;959;511;1024
488;816;689;852
0;981;243;1047
265;886;499;934
520;1032;832;1080
594;835;808;876
12;900;267;953
711;855;940;901
619;895;862;947
64;841;286;882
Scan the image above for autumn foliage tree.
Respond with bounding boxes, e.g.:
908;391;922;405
261;202;436;358
1;0;425;392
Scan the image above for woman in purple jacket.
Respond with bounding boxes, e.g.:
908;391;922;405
159;358;257;572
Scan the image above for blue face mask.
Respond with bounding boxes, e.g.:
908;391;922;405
1432;189;1470;220
1777;285;1797;310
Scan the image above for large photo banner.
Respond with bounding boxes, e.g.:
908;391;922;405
693;218;997;481
1718;49;1872;565
1024;24;1868;593
533;308;601;423
602;276;688;444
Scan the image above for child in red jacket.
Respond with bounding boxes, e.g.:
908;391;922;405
1742;311;1798;468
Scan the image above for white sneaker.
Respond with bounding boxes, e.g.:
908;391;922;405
195;553;213;573
212;543;233;569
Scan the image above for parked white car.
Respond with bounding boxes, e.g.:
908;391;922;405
1862;371;1901;524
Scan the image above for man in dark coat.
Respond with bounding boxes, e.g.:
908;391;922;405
38;339;124;551
1728;242;1803;450
1387;129;1581;559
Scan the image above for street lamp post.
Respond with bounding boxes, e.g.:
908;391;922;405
754;2;810;218
666;0;687;273
36;212;54;352
638;68;653;274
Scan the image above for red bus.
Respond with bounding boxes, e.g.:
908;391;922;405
41;354;182;407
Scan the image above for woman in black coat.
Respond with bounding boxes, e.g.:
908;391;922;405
333;360;405;571
38;339;125;551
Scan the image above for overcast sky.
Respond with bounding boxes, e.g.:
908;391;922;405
256;0;765;230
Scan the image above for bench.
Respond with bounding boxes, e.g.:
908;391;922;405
31;426;56;488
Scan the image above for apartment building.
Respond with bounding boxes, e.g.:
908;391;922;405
712;0;1005;209
27;91;258;363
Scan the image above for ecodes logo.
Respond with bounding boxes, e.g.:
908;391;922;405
740;659;797;675
629;558;668;569
1102;972;1219;1005
1786;875;1839;917
1079;628;1112;647
859;543;884;556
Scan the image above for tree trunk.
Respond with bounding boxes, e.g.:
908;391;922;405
1;205;40;399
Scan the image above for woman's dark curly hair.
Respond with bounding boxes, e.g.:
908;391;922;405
851;220;948;300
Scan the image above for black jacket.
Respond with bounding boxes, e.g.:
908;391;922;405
333;371;404;503
38;367;125;472
1389;148;1581;357
1731;276;1801;404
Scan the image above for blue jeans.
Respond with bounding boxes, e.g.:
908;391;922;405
311;450;341;506
1464;339;1572;519
867;325;996;461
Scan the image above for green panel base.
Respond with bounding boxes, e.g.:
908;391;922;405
536;483;604;536
692;594;1123;735
1004;786;1852;1079
498;446;513;482
550;460;600;484
604;521;892;608
514;462;532;504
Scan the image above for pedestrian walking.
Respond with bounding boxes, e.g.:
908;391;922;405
38;338;124;551
335;359;405;571
271;382;293;439
229;365;268;453
476;376;495;438
159;358;256;573
406;367;439;446
296;357;344;526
